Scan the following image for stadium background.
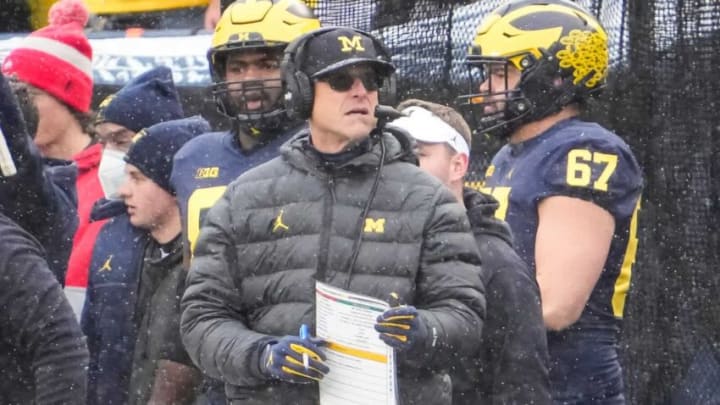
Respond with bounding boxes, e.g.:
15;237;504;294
1;0;719;402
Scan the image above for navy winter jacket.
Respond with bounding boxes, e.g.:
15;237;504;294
82;201;147;405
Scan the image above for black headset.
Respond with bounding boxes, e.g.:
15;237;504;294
281;26;398;120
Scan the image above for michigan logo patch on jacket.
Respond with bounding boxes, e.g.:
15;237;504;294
363;218;385;233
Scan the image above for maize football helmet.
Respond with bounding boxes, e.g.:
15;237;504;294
457;0;609;137
208;0;320;127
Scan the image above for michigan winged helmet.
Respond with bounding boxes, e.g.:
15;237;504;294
457;0;609;136
208;0;320;126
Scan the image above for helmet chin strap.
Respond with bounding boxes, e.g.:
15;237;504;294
481;99;532;139
470;88;531;139
233;109;299;141
218;86;293;136
234;107;286;129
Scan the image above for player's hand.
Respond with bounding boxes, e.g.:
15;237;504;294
259;335;329;384
375;305;429;352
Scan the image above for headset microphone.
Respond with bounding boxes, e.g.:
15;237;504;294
374;104;405;129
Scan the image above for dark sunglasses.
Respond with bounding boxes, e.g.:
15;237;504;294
318;70;383;92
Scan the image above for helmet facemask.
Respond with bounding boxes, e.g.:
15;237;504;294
209;46;287;132
460;44;606;138
458;56;532;138
206;0;322;134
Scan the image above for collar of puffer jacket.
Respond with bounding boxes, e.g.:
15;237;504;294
281;125;418;176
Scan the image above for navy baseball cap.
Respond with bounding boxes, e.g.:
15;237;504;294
301;27;395;78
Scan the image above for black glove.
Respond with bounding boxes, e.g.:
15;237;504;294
259;335;330;384
374;305;429;352
0;71;41;178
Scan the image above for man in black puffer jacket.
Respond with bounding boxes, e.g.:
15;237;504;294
181;27;486;405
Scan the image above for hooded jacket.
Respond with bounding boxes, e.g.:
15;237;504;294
452;188;551;405
181;127;486;404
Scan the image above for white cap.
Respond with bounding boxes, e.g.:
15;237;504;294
387;106;470;156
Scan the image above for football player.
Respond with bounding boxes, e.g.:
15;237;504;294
458;1;643;403
170;2;319;402
171;0;320;258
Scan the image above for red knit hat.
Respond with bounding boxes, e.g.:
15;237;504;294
2;0;93;113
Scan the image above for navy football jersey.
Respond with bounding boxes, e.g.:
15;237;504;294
171;129;298;255
482;118;643;402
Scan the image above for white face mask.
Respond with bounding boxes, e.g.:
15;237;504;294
98;148;127;198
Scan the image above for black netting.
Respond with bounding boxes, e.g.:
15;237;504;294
302;0;720;403
611;1;720;403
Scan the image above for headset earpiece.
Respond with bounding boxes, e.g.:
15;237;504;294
284;70;314;120
282;27;338;120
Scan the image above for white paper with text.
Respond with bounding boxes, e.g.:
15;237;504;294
315;282;398;405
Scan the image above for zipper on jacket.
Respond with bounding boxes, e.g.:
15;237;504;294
328;175;337;204
315;174;335;282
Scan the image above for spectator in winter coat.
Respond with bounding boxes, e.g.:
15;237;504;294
180;27;486;405
0;211;88;404
66;65;185;318
82;116;209;405
94;66;185;193
3;0;105;293
3;0;95;161
0;65;77;284
389;99;552;404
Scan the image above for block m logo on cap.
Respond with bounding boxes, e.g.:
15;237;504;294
338;35;365;52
